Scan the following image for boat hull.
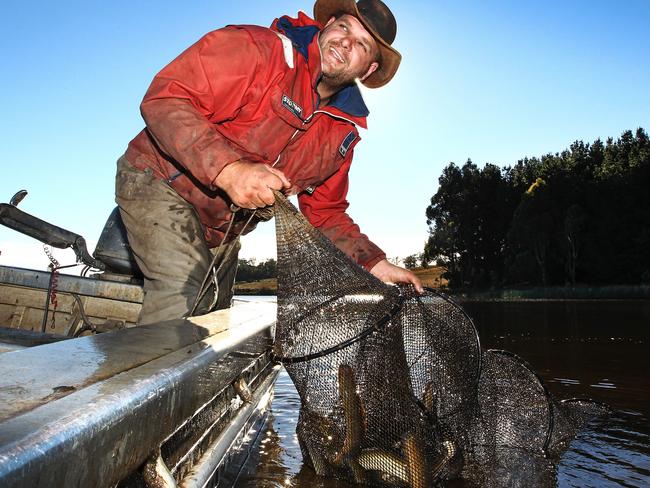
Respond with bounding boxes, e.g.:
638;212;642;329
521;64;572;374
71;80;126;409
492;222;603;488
0;265;278;487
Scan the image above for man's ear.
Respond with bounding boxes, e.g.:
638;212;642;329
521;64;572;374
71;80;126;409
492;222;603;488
360;62;379;82
324;16;336;28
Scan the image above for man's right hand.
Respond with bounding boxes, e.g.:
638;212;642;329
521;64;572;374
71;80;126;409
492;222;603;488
214;160;291;209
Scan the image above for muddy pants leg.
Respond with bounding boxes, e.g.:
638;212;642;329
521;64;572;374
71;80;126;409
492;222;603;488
115;155;238;325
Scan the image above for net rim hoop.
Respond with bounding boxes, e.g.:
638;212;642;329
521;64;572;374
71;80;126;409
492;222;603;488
272;294;405;364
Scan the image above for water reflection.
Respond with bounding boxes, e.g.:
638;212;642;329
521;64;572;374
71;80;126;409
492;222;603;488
237;300;650;487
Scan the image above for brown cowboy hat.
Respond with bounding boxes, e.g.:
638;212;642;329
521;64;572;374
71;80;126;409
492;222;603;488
314;0;402;88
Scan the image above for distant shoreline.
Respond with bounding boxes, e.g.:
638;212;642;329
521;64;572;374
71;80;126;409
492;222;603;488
234;278;277;296
234;266;449;296
234;268;650;300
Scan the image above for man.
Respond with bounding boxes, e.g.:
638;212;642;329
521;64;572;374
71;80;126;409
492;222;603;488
116;0;423;325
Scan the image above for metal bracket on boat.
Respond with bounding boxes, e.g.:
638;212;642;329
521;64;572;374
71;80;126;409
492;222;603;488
233;376;253;403
143;449;177;488
65;294;126;337
9;190;28;207
0;202;105;270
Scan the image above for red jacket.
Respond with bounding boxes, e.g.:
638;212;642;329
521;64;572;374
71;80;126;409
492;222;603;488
125;12;385;270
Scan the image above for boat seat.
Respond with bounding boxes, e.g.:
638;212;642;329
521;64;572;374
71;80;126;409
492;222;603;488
93;207;142;277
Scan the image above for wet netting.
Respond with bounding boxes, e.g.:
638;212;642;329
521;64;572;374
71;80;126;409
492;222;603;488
271;193;609;487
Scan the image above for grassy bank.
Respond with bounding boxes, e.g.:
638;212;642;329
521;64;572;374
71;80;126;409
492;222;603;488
454;285;650;301
412;266;448;288
234;278;277;295
234;267;650;300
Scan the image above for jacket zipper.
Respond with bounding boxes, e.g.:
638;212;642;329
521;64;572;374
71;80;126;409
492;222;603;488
272;128;301;168
304;109;358;127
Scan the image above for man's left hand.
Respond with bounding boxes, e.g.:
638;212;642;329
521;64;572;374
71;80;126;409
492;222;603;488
369;259;424;293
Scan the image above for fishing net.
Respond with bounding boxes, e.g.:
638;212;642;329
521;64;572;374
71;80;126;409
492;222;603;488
271;194;608;487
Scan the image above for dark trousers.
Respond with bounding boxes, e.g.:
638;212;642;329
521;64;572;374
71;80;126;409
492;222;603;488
115;156;238;325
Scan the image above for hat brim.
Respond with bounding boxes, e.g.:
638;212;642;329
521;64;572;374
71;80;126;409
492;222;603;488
314;0;401;88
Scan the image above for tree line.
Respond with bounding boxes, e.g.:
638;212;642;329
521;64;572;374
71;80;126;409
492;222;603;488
423;128;650;289
236;258;277;282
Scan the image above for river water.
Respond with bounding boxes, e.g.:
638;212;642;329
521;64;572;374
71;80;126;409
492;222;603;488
235;299;650;487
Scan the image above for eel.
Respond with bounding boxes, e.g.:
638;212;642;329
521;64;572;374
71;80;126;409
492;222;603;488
357;448;409;484
233;377;252;403
306;442;330;476
333;364;365;465
404;432;431;488
422;380;436;412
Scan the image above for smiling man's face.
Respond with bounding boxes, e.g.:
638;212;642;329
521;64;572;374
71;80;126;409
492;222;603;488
318;14;380;89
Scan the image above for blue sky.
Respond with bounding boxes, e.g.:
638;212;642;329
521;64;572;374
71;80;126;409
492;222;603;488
1;1;649;270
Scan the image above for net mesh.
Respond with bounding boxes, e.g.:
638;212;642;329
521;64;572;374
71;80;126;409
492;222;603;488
272;194;609;487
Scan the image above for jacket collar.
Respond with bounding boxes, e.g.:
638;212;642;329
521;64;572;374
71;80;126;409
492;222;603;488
272;13;369;127
275;14;320;61
328;84;369;119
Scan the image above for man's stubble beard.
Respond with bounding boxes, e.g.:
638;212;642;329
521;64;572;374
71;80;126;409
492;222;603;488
320;70;359;92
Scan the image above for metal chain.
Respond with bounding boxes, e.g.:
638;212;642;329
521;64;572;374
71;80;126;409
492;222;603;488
43;245;60;329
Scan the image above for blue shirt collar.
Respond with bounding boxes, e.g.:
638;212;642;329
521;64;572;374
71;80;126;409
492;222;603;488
328;84;370;118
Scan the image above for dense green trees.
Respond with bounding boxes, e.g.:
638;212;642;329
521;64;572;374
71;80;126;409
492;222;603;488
424;128;650;288
403;254;419;269
236;258;277;282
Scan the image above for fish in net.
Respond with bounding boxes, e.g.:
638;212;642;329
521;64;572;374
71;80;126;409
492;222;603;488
271;193;609;487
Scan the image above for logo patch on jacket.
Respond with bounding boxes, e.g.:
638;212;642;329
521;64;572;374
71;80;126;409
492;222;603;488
282;95;303;119
339;131;357;157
